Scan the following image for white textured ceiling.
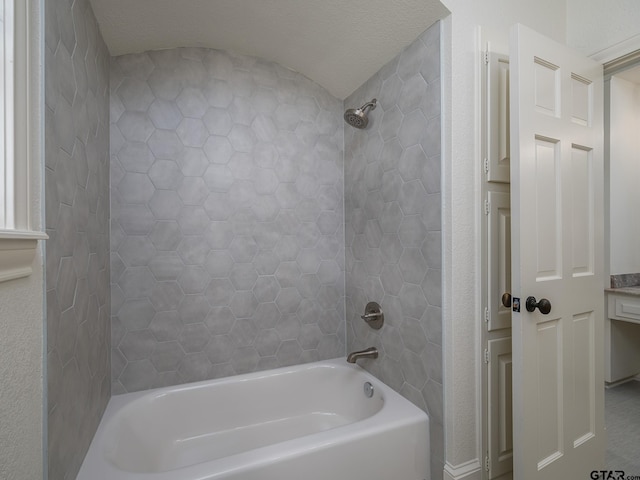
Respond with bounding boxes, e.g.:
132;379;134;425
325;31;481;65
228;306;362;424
87;0;448;99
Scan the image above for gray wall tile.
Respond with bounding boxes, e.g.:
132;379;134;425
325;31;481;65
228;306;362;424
45;1;111;479
46;15;442;480
344;22;442;480
111;48;345;393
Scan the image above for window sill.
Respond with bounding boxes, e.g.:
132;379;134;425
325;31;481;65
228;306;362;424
0;230;48;282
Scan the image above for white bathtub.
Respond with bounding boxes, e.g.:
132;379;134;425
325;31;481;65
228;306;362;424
78;358;430;480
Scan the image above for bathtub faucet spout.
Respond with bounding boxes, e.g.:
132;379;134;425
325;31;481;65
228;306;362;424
346;347;378;363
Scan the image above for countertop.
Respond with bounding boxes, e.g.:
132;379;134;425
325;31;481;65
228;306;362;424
605;286;640;297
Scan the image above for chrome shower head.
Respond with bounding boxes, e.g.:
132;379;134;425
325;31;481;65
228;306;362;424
344;98;377;129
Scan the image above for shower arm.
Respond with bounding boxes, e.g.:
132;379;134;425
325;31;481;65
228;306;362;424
359;100;377;112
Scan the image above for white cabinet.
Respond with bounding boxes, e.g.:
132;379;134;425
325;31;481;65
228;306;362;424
482;49;513;480
608;292;640;324
605;292;640;383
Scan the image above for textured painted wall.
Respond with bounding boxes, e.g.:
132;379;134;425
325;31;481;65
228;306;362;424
0;2;45;478
609;76;640;275
45;0;111;478
344;23;443;480
0;270;45;480
110;48;345;393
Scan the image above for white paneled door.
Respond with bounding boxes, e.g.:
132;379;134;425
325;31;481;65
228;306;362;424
509;24;604;480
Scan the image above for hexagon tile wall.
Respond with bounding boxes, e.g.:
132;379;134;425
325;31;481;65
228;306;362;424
110;48;346;393
45;0;111;478
344;23;443;480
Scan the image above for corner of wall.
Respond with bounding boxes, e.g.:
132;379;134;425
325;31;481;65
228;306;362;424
344;20;444;479
45;0;112;478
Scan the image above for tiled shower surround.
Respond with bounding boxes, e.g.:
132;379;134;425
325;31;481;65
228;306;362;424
45;0;111;478
108;22;443;477
38;9;442;478
344;24;443;479
110;48;346;393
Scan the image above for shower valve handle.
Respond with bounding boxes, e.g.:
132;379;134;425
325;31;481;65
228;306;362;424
360;302;384;329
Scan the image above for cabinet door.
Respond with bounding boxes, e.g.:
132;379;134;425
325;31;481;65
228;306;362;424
487;191;511;332
488;337;513;479
487;52;511;183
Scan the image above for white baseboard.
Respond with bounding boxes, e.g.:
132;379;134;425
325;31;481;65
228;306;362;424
605;375;640;388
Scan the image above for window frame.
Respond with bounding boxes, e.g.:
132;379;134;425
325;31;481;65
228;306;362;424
0;0;47;283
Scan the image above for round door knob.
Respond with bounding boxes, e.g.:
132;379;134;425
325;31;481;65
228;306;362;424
501;292;512;308
525;296;551;314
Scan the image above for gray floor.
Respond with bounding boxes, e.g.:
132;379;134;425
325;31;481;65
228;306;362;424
606;380;640;474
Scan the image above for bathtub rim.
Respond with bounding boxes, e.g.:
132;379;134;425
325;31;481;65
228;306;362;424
78;357;430;480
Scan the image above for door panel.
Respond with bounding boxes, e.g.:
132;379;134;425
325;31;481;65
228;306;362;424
534;316;562;469
487;52;511;184
510;24;604;480
571;311;596;447
533;57;560;116
488;191;511;332
570;145;595;276
532;136;561;280
488;337;513;479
